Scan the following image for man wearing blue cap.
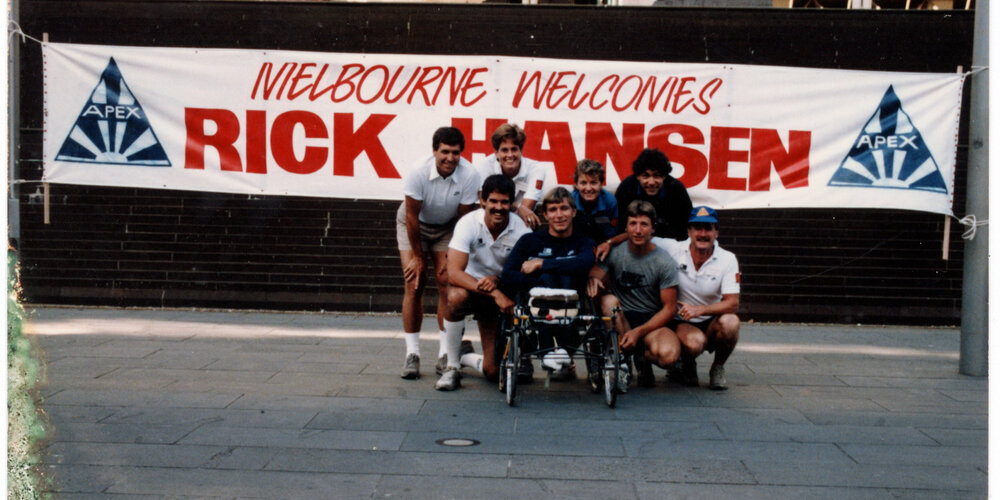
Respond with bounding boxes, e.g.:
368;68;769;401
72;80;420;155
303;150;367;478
653;206;741;390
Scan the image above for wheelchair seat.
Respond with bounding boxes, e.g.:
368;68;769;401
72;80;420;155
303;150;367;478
527;287;580;322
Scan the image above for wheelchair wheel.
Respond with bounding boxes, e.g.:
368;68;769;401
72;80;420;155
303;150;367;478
603;329;620;408
586;339;603;393
504;326;519;406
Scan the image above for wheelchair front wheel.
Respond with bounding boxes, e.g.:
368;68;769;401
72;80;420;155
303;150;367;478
504;327;519;406
604;329;620;408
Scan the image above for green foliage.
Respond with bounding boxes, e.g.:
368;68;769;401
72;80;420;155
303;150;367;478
8;250;49;499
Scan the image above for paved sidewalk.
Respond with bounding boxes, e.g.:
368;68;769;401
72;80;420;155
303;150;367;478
25;306;986;499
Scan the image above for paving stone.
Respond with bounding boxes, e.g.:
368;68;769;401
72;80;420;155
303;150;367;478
840;443;987;467
201;446;278;470
228;393;424;414
102;466;380;498
42;464;119;494
635;483;896;499
512;417;724;440
918;428;987;447
622;438;854;464
179;424;406;451
44;404;121;424
265;448;509;477
800;410;987;430
715;422;937;445
509;455;755;483
48;422;198;445
372;474;576;498
45;442;229;468
743;460;986;491
44;389;242;409
102;407;317;428
305;411;517;434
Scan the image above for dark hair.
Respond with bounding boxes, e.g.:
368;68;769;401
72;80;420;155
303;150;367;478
631;148;671;177
541;187;574;211
626;199;657;224
432;127;465;151
490;123;526;150
481;174;516;201
574;158;605;183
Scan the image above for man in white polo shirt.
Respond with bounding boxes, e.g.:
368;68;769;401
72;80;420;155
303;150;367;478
397;127;481;380
653;206;741;390
474;123;547;229
435;174;531;391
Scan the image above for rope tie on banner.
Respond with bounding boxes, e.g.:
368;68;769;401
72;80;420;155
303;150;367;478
8;22;44;45
954;214;988;241
969;66;988;75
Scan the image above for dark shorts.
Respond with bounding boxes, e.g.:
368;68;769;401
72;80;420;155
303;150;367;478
623;310;656;331
668;316;718;353
453;293;502;322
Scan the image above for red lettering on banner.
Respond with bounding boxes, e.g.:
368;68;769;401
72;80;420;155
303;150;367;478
287;64;318;100
512;71;725;115
453;118;509;162
708;127;749;191
524;121;577;184
246;110;267;174
584;123;644;181
252;62;488;108
184;108;242;171
332;64;365;103
648;124;707;188
333;113;398;178
749;129;811;190
184;108;400;178
694;78;723;115
271;111;329;175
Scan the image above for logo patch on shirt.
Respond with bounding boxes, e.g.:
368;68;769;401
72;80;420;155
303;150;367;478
735;272;741;283
535;179;543;190
538;248;553;257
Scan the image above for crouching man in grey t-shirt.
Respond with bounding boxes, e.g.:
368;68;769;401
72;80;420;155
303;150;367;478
586;200;682;391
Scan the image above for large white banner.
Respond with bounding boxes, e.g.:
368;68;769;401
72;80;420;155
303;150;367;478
43;42;965;215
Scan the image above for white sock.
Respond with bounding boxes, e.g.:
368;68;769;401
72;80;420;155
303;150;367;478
404;333;420;356
443;320;465;369
437;330;448;357
460;353;484;375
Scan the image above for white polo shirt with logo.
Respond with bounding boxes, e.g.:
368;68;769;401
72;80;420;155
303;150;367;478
403;155;481;225
473;155;546;206
653;237;741;323
450;209;531;280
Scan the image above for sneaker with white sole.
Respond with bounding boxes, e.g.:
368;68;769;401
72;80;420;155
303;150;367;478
436;340;474;375
400;354;420;379
542;348;571;371
709;365;728;391
435;367;462;391
617;358;632;394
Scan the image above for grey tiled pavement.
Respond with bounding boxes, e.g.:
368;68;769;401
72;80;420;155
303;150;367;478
26;306;986;499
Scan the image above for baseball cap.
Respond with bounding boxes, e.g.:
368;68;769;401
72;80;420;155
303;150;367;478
689;206;719;224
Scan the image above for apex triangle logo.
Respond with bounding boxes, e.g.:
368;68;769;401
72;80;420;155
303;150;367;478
55;58;170;166
828;85;946;193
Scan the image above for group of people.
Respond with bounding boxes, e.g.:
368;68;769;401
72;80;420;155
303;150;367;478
395;124;741;393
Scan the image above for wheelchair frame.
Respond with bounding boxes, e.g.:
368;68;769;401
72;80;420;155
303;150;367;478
496;292;623;407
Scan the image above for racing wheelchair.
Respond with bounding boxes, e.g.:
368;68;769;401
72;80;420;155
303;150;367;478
496;287;623;407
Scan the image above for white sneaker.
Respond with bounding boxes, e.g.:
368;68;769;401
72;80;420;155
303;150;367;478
435;367;462;391
542;348;571;371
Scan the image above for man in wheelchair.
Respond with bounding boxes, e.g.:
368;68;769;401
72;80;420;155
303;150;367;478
587;200;682;391
500;187;597;379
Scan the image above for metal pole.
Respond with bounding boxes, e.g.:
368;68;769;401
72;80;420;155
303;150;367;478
959;0;988;377
8;0;21;247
